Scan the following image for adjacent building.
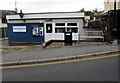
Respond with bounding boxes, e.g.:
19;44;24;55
0;10;17;28
104;0;120;12
0;10;7;28
0;10;17;38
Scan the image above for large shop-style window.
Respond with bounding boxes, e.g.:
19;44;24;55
46;24;52;33
55;23;65;33
55;28;65;33
55;22;78;33
67;23;77;26
55;23;65;26
67;23;78;33
67;27;78;33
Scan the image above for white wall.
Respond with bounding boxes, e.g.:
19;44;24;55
44;22;79;42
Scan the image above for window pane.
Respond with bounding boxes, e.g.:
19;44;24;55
55;28;65;33
46;24;52;33
67;23;77;26
67;28;71;32
55;23;65;26
67;27;78;33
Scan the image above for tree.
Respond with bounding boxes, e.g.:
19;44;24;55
80;8;85;12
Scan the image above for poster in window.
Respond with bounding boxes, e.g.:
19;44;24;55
32;27;39;36
32;27;44;37
39;27;43;36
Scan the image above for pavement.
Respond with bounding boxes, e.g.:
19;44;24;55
0;39;119;66
1;39;119;66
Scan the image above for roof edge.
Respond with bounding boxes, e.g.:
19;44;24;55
6;12;85;20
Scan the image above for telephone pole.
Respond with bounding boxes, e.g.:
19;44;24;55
112;0;118;44
114;0;116;30
15;0;18;13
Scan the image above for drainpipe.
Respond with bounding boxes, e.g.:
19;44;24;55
111;0;117;44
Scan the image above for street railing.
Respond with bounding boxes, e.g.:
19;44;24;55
79;30;104;41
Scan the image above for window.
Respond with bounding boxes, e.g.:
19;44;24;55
46;24;52;33
67;27;78;33
55;23;65;26
67;23;77;26
55;28;65;33
55;23;65;33
55;22;78;33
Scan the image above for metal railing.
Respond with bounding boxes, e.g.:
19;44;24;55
83;31;103;36
79;30;104;40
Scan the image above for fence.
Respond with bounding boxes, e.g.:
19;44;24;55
0;27;8;38
83;31;103;36
79;30;104;41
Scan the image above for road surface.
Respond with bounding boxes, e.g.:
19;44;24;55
2;55;119;81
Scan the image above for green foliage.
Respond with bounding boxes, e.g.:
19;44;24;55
2;46;38;53
19;46;37;51
0;27;8;38
80;8;85;12
2;48;19;53
79;8;104;20
47;42;64;48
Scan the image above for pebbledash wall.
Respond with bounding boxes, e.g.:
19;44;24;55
6;12;85;45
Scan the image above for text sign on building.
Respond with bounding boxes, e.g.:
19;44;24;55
13;26;26;32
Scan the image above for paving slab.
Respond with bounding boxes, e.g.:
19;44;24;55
2;44;119;63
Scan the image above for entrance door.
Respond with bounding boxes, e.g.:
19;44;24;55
64;32;72;46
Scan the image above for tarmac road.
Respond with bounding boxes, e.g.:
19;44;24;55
2;55;119;81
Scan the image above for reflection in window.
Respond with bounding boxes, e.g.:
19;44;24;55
46;24;52;33
55;28;65;33
55;23;65;26
67;23;77;26
67;27;78;33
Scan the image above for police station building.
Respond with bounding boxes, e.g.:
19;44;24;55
6;12;85;45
